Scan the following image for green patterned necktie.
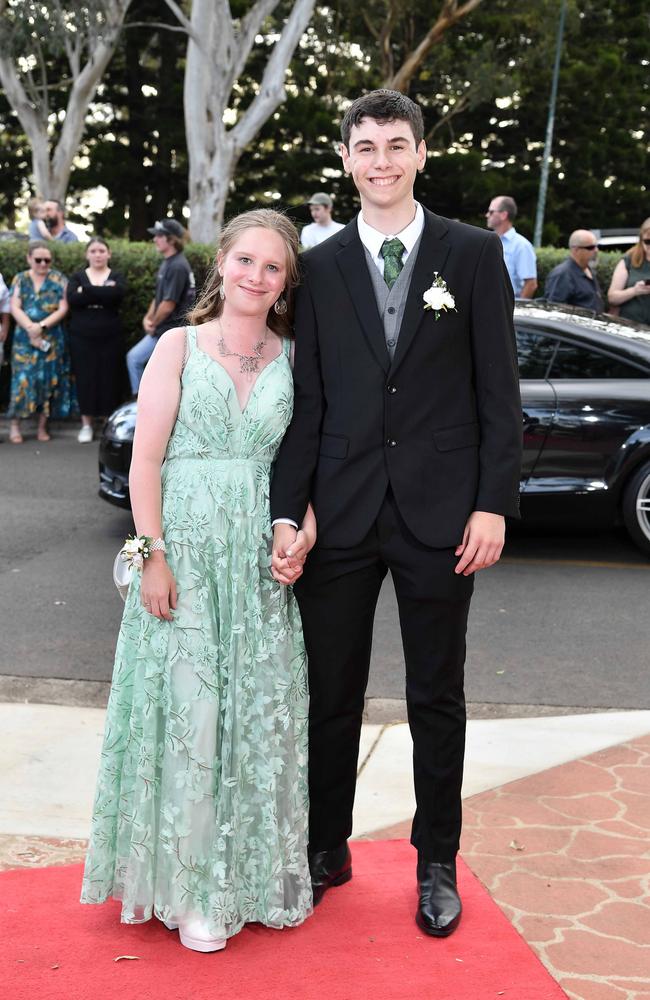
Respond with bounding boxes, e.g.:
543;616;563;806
380;237;405;289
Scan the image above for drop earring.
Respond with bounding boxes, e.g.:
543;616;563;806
274;295;287;315
218;283;225;301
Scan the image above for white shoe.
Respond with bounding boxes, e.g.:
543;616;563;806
178;919;227;953
78;425;93;443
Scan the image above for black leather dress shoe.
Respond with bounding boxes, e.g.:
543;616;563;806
309;843;352;905
416;859;462;937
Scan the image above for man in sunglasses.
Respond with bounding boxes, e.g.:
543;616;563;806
544;229;604;312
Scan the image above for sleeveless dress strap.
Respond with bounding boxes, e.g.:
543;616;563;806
181;325;196;375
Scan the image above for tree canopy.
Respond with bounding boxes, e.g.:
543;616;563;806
0;0;647;243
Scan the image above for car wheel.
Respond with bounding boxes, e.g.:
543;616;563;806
622;460;650;557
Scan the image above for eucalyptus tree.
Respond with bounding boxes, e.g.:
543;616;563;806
0;0;133;200
164;0;317;242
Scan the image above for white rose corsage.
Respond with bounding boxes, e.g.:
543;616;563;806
423;272;456;320
119;534;154;571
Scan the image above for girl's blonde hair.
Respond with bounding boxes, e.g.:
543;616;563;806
188;209;300;336
628;217;650;269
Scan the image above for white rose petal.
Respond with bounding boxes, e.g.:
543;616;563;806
423;287;446;310
441;291;455;309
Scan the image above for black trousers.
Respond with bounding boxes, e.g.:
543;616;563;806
295;490;474;862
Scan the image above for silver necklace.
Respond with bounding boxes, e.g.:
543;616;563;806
216;325;268;375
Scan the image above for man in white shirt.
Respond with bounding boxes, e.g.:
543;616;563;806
300;192;344;249
486;195;538;298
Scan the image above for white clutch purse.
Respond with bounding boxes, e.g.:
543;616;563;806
113;548;132;602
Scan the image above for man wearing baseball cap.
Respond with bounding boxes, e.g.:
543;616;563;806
126;218;196;394
301;192;345;249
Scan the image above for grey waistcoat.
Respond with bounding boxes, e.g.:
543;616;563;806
364;236;422;361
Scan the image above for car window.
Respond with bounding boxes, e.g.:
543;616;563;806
515;329;558;378
549;340;646;379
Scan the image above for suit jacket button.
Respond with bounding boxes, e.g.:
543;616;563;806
386;438;397;447
387;384;397;394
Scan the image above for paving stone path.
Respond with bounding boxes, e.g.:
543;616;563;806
367;736;650;1000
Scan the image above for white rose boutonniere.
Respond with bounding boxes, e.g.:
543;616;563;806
423;272;457;321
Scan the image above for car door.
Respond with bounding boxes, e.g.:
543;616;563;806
515;326;558;486
527;337;650;517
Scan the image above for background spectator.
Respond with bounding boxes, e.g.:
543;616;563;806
485;195;538;298
544;230;603;312
607;217;650;325
43;199;79;243
126;218;195;394
27;197;51;240
0;271;10;355
7;241;74;443
301;193;345;249
67;237;127;443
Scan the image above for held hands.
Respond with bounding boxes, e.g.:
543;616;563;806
272;514;316;585
455;511;506;576
141;552;177;620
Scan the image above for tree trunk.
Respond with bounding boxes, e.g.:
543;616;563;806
385;0;483;93
187;143;235;244
173;0;316;242
0;1;133;204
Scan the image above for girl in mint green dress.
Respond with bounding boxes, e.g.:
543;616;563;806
81;211;315;953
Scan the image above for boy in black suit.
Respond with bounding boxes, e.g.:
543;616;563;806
271;90;521;936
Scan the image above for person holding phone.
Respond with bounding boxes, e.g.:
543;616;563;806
607;218;650;325
7;241;74;444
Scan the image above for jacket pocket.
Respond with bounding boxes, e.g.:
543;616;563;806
433;422;480;452
319;433;349;459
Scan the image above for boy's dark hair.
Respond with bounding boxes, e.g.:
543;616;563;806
340;90;425;148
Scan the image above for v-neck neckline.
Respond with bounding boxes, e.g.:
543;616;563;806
192;343;284;416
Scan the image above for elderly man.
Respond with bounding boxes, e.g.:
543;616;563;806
301;192;345;249
485;195;537;298
43;199;79;243
545;230;604;312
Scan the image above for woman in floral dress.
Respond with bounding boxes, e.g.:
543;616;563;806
81;210;315;953
8;240;75;443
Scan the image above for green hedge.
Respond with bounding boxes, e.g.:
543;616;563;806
0;238;216;346
0;239;623;339
0;237;627;414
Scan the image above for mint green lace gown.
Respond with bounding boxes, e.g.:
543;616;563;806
81;328;312;938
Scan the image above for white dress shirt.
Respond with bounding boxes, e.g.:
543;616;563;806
357;202;425;277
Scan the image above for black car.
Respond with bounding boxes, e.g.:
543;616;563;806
99;302;650;555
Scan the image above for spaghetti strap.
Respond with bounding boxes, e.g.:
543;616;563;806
181;326;196;375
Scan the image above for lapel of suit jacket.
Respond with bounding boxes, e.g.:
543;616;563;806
389;210;451;377
335;220;390;373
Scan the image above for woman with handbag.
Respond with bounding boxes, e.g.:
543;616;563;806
81;210;315;953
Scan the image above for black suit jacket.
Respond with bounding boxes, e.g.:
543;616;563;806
271;208;522;549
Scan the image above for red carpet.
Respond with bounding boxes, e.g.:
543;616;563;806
4;840;566;1000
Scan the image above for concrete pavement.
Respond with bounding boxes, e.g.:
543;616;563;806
2;703;649;999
